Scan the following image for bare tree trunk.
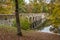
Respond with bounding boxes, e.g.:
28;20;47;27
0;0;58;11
15;0;22;36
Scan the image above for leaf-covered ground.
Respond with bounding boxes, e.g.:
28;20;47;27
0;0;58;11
0;26;60;40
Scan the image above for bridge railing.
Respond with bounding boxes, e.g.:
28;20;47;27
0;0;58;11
0;13;48;29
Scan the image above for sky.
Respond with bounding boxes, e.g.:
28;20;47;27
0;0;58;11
25;0;51;4
45;0;51;4
25;0;30;4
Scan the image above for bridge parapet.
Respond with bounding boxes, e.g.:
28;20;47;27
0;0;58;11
0;13;48;27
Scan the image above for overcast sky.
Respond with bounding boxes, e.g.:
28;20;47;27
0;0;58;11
25;0;51;4
25;0;29;4
45;0;51;3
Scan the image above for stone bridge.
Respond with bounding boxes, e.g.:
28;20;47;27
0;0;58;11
0;13;48;28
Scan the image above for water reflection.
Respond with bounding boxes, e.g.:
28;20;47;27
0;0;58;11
38;25;52;33
38;25;60;34
41;26;52;33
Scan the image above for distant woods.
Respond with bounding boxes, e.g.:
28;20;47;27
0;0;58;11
0;0;59;14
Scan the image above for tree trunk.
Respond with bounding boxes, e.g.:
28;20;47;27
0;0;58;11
15;0;22;36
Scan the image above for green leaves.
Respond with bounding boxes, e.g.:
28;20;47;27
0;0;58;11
12;17;30;30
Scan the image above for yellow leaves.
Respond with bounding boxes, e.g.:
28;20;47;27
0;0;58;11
48;2;60;27
5;0;12;4
0;0;14;14
48;14;55;20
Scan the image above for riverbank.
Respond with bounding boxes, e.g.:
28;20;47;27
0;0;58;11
0;27;60;40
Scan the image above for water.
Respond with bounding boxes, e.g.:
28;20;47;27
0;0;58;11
38;25;52;33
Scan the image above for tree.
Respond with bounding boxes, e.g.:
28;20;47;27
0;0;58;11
0;0;14;14
29;0;43;13
48;0;60;28
15;0;22;36
18;0;28;13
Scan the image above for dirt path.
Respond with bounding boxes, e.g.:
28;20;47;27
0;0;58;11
0;27;60;40
0;31;60;40
19;31;60;40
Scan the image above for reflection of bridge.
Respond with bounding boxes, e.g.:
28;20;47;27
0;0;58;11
0;13;48;28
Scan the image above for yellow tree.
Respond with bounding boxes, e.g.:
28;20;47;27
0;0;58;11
48;0;60;28
0;0;14;14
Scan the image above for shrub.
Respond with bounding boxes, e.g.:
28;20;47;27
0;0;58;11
12;17;30;30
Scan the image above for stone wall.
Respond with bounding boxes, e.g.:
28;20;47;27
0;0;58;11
0;13;47;26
